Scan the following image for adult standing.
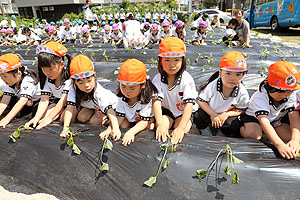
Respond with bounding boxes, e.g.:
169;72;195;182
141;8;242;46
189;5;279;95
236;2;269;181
122;14;148;49
83;0;94;27
235;9;251;48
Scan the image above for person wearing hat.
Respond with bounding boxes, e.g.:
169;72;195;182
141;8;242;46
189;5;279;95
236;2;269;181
240;61;300;159
194;51;249;137
0;29;7;45
83;0;94;27
111;24;122;46
126;8;132;18
5;28;17;45
114;8;119;23
152;9;159;22
26;42;72;129
0;54;40;128
47;26;62;43
146;23;161;47
171;10;177;22
35;19;40;29
164;9;170;22
120;8;126;23
61;55;119;138
100;59;158;146
171;20;186;42
79;27;93;44
134;9;140;20
160;20;172;39
192;20;208;46
99;24;111;43
10;15;17;30
122;14;148;49
141;21;150;36
152;37;198;144
21;27;41;46
100;9;106;23
144;8;151;22
61;18;76;44
107;10;113;24
0;17;8;28
159;9;165;23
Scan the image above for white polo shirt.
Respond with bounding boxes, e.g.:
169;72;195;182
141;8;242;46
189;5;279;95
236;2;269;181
198;78;249;114
160;30;172;39
3;75;41;102
114;12;119;20
295;90;300;110
145;12;152;19
100;13;106;21
67;82;117;114
153;13;159;20
116;97;153;122
111;31;122;41
135;13;141;20
103;31;111;41
107;14;113;21
61;28;74;40
152;71;198;118
148;32;161;43
246;87;296;123
120;13;126;20
193;30;207;41
171;27;186;39
164;13;171;20
50;31;62;41
41;78;71;99
160;13;165;20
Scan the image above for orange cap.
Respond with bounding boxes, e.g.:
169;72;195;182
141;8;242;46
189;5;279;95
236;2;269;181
159;37;186;57
118;59;147;85
220;51;247;72
268;61;300;90
70;55;95;79
0;54;22;73
36;41;67;57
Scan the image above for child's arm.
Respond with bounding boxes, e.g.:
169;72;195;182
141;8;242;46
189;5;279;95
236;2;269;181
60;105;76;137
198;101;221;128
36;93;68;129
0;95;11;117
26;95;50;128
153;99;169;142
171;102;193;144
0;97;28;127
287;111;300;152
258;115;296;159
106;108;122;141
99;115;124;139
122;120;149;146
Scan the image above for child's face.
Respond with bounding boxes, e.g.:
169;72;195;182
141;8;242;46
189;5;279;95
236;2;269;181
161;57;183;76
229;23;236;29
163;26;169;32
41;61;64;80
1;32;6;37
219;70;244;89
105;29;110;34
120;83;144;99
269;91;293;102
0;72;19;86
151;29;158;34
75;76;96;93
8;32;13;37
64;22;70;27
177;26;183;32
84;32;90;37
113;29;118;34
200;27;207;32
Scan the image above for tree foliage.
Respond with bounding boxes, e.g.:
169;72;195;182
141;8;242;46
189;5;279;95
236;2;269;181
203;0;218;8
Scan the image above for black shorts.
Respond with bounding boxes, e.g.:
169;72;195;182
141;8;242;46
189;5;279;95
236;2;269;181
162;107;194;123
240;113;290;125
120;19;125;23
8;96;39;118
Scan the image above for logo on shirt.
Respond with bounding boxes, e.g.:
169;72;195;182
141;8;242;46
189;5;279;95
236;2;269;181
134;110;141;121
23;86;28;90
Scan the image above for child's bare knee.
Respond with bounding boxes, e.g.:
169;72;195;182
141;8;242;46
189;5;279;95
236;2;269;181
77;114;90;123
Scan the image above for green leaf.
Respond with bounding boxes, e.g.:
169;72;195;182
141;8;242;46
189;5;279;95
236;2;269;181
67;137;74;147
196;169;208;179
232;155;244;164
224;165;231;177
232;171;239;184
296;153;300;157
99;162;109;171
23;125;33;130
12;130;20;138
144;176;156;187
163;159;170;169
72;144;81;155
173;145;177;152
67;126;73;133
103;139;113;150
9;135;16;143
160;144;168;151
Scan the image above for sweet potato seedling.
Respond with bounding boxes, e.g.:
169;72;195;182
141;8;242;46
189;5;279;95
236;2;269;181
9;125;33;143
99;135;113;171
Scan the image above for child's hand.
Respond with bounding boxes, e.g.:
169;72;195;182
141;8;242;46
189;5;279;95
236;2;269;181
171;127;184;144
276;143;296;159
36;117;52;129
210;114;222;128
219;112;229;126
0;118;10;128
25;117;40;128
60;127;70;138
156;124;169;142
99;127;112;140
122;132;135;146
111;128;121;141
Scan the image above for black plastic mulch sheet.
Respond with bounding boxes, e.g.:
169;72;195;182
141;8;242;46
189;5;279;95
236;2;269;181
0;120;299;200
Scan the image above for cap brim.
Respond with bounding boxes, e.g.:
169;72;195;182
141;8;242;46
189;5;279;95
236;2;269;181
71;71;95;79
221;67;247;72
159;52;185;57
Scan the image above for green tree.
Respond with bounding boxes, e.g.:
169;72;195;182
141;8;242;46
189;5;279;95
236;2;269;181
121;0;130;9
203;0;218;8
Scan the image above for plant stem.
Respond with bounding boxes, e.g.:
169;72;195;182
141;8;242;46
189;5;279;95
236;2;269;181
100;136;108;164
207;148;225;172
155;137;170;178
